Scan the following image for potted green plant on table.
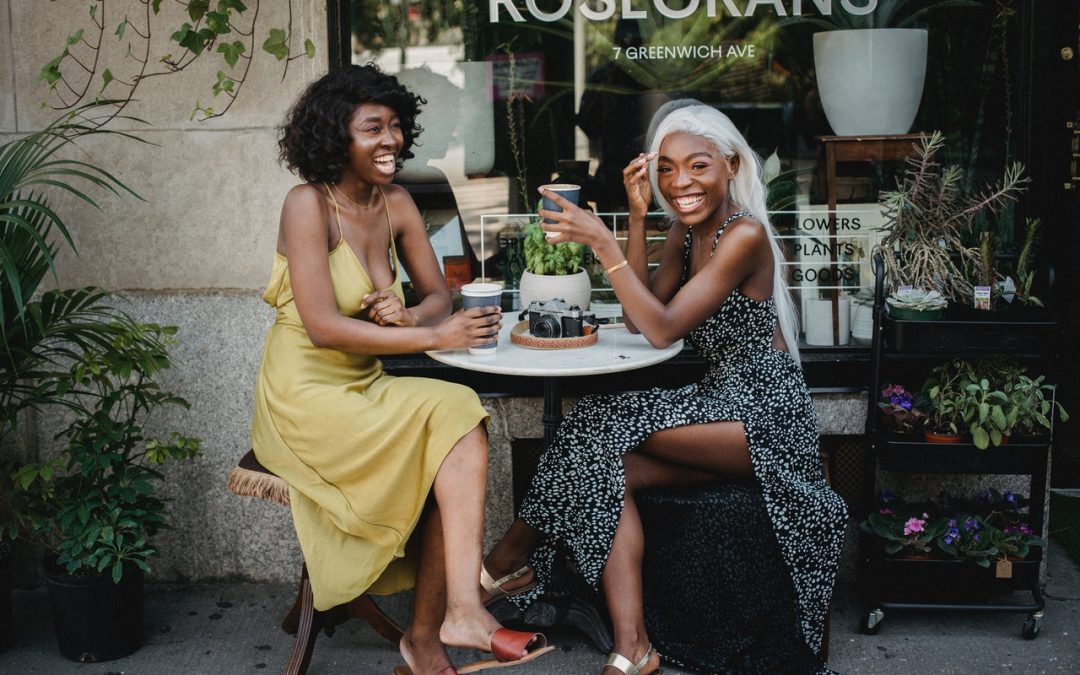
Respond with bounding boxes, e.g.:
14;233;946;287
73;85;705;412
519;220;590;310
919;359;972;443
876;131;1028;310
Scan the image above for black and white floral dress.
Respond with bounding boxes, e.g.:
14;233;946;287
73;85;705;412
514;211;849;667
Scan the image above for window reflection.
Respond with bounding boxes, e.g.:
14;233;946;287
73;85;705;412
345;0;1013;348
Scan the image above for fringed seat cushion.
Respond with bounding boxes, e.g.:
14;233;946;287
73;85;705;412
227;449;290;507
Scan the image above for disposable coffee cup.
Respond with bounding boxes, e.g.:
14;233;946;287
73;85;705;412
460;282;503;355
539;183;581;234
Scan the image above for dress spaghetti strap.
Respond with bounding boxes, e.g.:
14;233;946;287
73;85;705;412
376;186;399;279
323;183;346;243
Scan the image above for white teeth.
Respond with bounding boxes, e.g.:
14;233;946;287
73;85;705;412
374;155;395;165
674;195;703;208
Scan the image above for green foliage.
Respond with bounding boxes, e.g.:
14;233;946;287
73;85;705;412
917;357;1068;447
39;1;315;124
0;104;201;582
5;321;201;581
875;131;1028;302
523;222;584;276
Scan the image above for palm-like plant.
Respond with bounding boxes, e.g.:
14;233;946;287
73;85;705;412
0;104;146;440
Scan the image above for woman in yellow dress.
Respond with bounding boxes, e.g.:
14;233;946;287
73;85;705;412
251;64;550;675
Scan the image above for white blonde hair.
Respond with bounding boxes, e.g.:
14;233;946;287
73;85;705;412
647;104;801;366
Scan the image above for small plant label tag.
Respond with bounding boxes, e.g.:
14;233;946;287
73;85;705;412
974;286;992;310
897;285;913;293
996;559;1013;578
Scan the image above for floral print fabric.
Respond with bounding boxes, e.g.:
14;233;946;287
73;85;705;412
514;212;849;662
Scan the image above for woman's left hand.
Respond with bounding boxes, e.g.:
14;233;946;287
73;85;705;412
361;290;417;327
536;188;608;248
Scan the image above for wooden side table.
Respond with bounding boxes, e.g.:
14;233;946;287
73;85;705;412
815;133;929;343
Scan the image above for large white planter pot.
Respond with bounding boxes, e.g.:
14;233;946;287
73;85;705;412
518;270;592;311
813;28;928;136
804;297;851;346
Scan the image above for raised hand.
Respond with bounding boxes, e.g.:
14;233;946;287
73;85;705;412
622;151;656;219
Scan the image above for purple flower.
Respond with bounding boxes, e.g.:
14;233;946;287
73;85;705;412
1005;492;1018;505
947;518;958;527
1020;523;1033;536
880;508;894;516
881;490;895;504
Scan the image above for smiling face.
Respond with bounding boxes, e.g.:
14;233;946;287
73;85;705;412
655;131;739;228
345;102;403;184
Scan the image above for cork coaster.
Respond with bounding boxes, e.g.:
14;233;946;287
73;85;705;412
509;320;599;350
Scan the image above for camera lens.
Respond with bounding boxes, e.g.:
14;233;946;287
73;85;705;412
532;315;562;338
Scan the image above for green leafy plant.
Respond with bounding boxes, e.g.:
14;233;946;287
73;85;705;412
1;104;147;439
919;358;972;437
5;322;201;582
875;131;1028;303
523;221;584;276
1003;373;1069;438
38;1;315;124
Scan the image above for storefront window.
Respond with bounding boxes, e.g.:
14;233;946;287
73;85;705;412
338;0;1017;349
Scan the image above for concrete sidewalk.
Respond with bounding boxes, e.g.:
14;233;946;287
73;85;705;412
2;540;1079;674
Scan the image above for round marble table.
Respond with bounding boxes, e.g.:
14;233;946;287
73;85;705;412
427;322;683;446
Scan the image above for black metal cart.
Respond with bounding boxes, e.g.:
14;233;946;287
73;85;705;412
860;255;1060;639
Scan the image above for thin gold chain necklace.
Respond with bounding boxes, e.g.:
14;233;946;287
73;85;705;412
331;183;372;210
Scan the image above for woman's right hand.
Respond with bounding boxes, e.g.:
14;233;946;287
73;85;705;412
434;305;503;350
622;151;656;219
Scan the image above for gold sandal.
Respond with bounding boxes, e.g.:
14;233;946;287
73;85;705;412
604;644;659;675
480;562;536;605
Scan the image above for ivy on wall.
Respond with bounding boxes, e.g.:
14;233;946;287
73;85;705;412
36;0;316;125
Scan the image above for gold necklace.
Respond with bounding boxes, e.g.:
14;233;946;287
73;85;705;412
331;183;370;209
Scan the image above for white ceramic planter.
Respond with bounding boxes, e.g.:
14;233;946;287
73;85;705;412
518;270;592;310
813;28;928;136
805;297;851;346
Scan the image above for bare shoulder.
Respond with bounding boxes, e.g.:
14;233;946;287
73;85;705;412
381;183;423;230
720;216;770;253
282;183;326;215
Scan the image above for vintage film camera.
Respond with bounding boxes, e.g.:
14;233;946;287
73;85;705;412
522;298;598;338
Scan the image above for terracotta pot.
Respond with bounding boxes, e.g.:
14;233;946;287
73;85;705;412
924;430;963;443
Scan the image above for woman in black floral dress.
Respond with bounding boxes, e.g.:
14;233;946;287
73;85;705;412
481;104;848;674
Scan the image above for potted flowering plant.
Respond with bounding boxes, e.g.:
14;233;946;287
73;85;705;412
519;220;590;310
860;508;946;557
878;384;925;433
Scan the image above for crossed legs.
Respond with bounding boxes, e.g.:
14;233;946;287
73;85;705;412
484;420;753;674
399;424;506;674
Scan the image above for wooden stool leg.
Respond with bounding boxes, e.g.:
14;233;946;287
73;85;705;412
347;594;405;644
284;568;319;675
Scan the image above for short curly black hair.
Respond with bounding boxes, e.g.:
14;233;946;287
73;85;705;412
278;64;425;184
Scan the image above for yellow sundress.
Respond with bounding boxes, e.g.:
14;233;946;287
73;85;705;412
251;186;488;610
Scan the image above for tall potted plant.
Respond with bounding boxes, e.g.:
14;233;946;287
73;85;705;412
5;318;200;662
784;0;979;135
0;104;200;660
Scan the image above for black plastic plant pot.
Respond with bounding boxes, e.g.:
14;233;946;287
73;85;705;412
44;562;144;662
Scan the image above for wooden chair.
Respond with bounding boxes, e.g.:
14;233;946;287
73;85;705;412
227;450;404;675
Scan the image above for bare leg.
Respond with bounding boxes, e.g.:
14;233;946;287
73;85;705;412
399;424;512;674
432;425;505;650
601;421;751;674
399;502;454;674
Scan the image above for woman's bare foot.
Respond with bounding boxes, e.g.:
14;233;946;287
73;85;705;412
601;642;660;675
399;629;454;675
438;604;504;654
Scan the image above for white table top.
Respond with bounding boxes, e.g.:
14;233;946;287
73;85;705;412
426;323;684;377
